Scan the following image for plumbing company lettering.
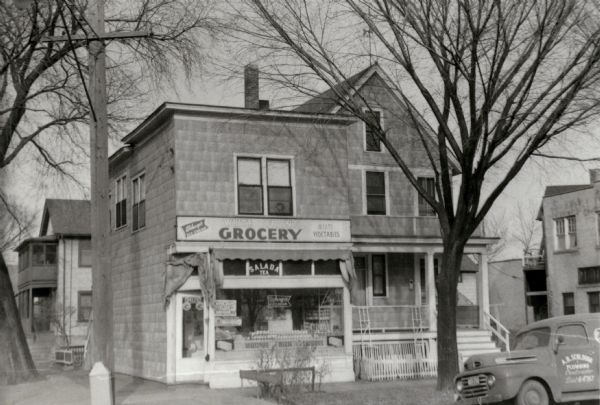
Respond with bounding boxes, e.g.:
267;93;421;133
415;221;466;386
176;217;351;243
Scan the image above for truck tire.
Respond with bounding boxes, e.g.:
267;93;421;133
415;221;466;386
515;380;550;405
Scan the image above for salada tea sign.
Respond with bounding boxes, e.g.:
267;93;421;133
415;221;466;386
177;216;351;243
248;260;280;276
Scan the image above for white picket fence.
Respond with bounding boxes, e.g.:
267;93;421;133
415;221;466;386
353;341;437;381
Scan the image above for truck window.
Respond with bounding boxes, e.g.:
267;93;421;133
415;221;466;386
556;324;588;346
514;327;551;350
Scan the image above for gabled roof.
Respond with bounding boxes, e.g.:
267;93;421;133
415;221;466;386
543;184;592;198
40;199;91;237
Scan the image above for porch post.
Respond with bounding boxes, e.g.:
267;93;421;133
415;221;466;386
477;253;490;328
207;303;215;360
413;256;421;307
343;286;353;355
426;251;436;332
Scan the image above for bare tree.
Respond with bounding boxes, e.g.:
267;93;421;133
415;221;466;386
512;202;542;255
225;0;600;389
0;0;216;384
483;210;509;261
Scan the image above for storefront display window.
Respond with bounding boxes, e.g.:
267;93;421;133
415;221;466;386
182;296;204;358
223;259;340;277
214;288;344;354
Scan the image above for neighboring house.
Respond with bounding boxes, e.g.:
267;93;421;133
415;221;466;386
108;63;497;387
488;258;527;334
524;169;600;320
14;199;92;346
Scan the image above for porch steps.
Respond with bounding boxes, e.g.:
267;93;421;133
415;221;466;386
26;333;56;369
457;329;500;361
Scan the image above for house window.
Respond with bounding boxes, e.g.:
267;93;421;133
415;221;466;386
372;254;387;297
237;157;263;215
237;157;294;216
79;239;92;267
78;291;92;322
115;175;127;228
267;159;292;216
132;173;146;231
588;291;600;313
579;266;600;285
554;216;577;250
417;177;436;216
364;110;384;152
366;171;386;215
562;292;575;315
596;212;600;245
31;244;57;266
19;249;29;271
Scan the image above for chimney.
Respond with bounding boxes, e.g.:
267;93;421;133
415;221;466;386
244;64;259;109
590;169;600;184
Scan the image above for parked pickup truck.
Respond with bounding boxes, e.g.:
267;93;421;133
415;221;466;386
454;314;600;405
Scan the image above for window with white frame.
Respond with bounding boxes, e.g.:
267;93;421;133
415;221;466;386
237;156;293;216
132;173;146;231
589;291;600;313
597;211;600;245
372;254;387;297
78;239;92;267
366;171;386;215
554;216;577;250
417;177;436;216
115;175;127;228
364;109;384;152
78;291;92;322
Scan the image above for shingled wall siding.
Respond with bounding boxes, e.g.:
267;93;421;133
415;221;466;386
174;116;353;219
110;121;176;382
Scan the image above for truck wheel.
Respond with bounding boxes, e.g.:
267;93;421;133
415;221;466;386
515;380;550;405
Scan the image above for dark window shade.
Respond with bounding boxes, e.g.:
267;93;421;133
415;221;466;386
366;171;386;215
268;187;292;215
283;261;312;276
238;185;263;214
365;111;383;152
417;177;436;216
315;260;338;275
563;292;575;315
223;260;246;276
372;255;386;296
116;199;127;228
579;266;600;285
589;292;600;313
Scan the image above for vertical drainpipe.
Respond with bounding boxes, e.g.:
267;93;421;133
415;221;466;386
69;239;74;340
62;236;66;342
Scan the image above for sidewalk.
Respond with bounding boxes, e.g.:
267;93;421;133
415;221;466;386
1;368;454;405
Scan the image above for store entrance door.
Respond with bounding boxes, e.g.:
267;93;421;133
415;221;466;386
175;292;206;382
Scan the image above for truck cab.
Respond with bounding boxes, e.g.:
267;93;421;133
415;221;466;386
454;314;600;405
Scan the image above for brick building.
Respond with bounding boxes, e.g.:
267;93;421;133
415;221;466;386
524;170;600;320
15;199;92;346
108;64;497;386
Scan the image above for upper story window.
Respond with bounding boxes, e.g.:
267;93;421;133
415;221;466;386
79;239;92;267
115;175;127;228
132;173;146;231
554;215;576;251
588;291;600;313
417;177;436;217
237;156;293;216
562;292;575;315
366;171;386;215
579;266;600;285
364;109;384;152
18;249;29;271
31;243;56;266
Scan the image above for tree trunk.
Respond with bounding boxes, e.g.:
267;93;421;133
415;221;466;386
0;252;38;385
436;241;464;391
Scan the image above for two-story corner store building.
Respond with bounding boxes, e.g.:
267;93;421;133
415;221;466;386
108;65;497;387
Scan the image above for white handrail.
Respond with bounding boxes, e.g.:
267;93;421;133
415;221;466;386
483;311;510;352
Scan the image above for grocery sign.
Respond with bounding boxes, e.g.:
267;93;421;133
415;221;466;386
177;216;351;243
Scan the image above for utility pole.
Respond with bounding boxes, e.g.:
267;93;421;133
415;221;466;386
40;0;148;370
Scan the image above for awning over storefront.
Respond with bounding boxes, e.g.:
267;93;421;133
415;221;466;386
212;249;351;262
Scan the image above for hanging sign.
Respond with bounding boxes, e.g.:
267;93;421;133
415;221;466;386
216;316;242;327
215;300;237;317
267;295;292;308
182;296;203;311
248;260;280;276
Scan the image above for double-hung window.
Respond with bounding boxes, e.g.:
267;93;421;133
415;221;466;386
562;292;575;315
115;175;127;228
366;171;386;215
364;110;384;152
417;177;436;216
132;173;146;231
237;157;293;216
589;292;600;313
372;254;387;297
79;239;92;267
78;291;92;322
554;215;576;250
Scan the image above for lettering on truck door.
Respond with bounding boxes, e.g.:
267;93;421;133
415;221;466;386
556;323;597;393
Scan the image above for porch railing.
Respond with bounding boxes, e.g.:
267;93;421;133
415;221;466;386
483;311;510;352
352;305;429;331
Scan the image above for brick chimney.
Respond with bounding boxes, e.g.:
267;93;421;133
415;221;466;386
244;64;259;109
590;169;600;184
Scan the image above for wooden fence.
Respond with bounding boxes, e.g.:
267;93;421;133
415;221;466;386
353;341;437;381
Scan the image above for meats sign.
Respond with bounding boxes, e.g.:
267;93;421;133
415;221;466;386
177;216;351;243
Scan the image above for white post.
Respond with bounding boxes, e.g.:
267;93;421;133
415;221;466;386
89;362;114;405
207;303;215;360
343;286;353;355
478;253;490;328
413;256;421;307
426;251;436;332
